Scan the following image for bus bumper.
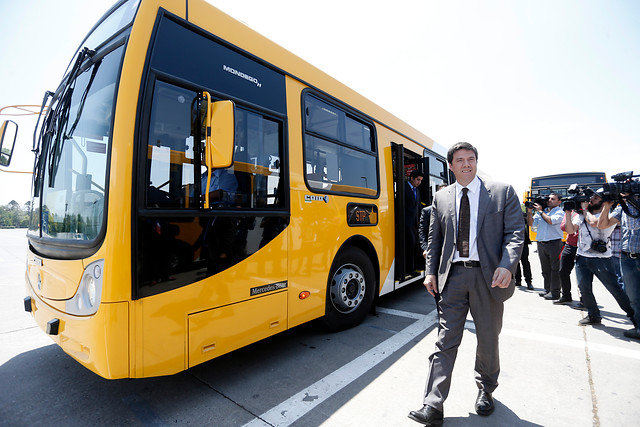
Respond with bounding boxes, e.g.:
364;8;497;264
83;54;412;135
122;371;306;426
24;281;129;379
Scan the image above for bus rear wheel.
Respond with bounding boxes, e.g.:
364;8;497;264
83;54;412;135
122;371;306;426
323;247;375;331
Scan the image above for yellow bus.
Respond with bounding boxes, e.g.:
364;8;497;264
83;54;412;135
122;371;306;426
1;0;451;379
525;171;606;241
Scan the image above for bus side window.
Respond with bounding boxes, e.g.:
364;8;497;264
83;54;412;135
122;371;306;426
303;93;378;196
144;83;284;211
146;82;197;208
424;153;447;206
230;108;284;209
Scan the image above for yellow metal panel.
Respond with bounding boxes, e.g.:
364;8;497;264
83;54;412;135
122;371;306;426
27;250;84;301
27;284;129;379
138;229;288;377
283;78;325;327
188;291;287;368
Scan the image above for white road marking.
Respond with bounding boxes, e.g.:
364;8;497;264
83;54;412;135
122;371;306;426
464;320;640;360
242;308;438;427
375;306;425;320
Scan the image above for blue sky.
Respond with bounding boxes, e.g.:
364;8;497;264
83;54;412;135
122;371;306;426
1;0;639;205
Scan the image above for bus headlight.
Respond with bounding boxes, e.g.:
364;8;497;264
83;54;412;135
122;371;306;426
66;259;104;316
86;275;96;307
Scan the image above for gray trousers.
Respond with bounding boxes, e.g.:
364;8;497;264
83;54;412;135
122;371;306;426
423;265;504;411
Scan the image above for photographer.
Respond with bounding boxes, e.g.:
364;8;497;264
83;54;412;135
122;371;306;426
599;194;640;340
565;190;636;328
527;192;564;300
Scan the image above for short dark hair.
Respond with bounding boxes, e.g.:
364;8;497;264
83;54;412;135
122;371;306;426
447;142;478;164
410;170;424;179
548;192;561;200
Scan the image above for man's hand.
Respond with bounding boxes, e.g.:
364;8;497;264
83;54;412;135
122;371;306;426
491;267;512;288
424;274;437;296
422;250;428;259
580;201;589;212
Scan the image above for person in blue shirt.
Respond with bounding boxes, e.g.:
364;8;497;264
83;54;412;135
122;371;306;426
201;167;239;206
527;192;564;300
599;198;640;340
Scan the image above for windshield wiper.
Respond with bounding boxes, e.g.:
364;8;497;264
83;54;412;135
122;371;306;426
65;59;101;138
46;47;96;188
30;90;53;197
32;91;53;155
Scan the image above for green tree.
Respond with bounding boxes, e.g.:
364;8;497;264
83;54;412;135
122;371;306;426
0;201;30;228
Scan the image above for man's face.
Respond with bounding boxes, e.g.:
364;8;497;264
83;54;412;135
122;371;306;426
410;176;423;188
448;149;477;185
589;194;603;211
547;194;561;208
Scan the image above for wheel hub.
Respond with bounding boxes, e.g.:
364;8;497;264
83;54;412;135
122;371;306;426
330;263;366;314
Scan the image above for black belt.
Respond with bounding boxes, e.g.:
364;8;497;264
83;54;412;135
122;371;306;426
452;260;481;268
538;239;561;244
622;251;640;259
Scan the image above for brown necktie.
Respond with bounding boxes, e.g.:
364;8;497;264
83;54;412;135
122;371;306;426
457;187;470;257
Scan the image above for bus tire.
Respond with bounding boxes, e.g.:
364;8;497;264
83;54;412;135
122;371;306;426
323;247;376;331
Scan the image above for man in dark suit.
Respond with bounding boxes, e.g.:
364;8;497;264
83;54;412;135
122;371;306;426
409;142;524;425
420;184;448;259
405;170;424;274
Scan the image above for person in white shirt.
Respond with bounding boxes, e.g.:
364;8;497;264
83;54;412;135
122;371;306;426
564;191;636;328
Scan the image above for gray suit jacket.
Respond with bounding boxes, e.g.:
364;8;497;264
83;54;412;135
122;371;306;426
425;179;524;302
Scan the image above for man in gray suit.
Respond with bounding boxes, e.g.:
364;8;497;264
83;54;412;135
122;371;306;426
409;142;524;426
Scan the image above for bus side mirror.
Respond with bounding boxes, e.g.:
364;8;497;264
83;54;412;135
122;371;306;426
201;93;235;209
204;94;235;169
0;120;18;167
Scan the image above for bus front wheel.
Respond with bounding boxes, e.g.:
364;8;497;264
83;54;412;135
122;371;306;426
323;247;375;331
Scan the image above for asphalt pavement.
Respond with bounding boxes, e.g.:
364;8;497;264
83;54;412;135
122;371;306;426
1;228;639;426
321;249;640;427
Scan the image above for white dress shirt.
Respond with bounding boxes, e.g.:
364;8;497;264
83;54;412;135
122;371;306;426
452;176;480;262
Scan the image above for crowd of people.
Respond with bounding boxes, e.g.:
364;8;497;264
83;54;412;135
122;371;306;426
523;189;639;339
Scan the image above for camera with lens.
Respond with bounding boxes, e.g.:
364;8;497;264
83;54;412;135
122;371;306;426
524;195;548;210
601;171;640;203
561;184;594;211
600;171;640;218
590;239;608;253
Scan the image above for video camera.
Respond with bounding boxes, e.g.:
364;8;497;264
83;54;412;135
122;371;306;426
601;171;640;218
524;195;547;210
601;171;640;201
561;184;594;211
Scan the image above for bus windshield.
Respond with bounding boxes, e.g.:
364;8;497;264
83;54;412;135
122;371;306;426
29;45;124;244
27;1;139;254
64;0;140;77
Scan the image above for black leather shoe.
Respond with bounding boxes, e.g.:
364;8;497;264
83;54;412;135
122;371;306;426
572;301;586;311
526;283;534;290
475;390;495;416
544;293;560;300
578;316;602;326
623;328;640;340
408;405;444;426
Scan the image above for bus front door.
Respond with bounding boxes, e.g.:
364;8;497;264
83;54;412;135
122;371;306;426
392;143;426;283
